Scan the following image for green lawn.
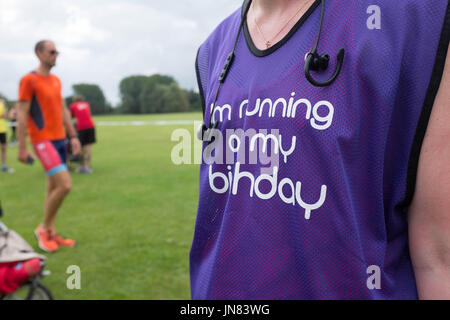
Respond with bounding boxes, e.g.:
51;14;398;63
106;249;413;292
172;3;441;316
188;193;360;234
0;112;203;299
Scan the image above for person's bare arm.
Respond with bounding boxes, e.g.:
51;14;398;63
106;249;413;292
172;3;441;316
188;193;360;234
408;45;450;300
0;100;7;119
16;101;35;163
62;100;81;155
8;104;18;120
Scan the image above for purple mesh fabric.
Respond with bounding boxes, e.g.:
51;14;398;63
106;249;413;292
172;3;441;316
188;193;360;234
191;0;449;299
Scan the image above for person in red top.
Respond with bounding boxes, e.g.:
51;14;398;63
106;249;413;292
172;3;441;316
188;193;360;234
17;40;81;253
70;95;96;174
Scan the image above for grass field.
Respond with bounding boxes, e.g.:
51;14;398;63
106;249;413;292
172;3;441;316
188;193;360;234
0;112;203;299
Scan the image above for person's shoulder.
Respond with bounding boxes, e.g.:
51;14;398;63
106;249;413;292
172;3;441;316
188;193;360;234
20;72;36;83
50;74;61;83
388;0;448;13
358;0;440;5
356;0;447;12
399;0;448;6
197;7;242;68
200;7;241;50
213;7;241;36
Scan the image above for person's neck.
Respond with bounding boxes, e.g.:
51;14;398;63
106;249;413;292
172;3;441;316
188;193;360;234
252;0;308;18
36;64;52;76
247;0;315;50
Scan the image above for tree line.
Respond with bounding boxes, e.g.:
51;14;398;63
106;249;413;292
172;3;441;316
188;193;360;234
117;74;201;114
1;73;202;115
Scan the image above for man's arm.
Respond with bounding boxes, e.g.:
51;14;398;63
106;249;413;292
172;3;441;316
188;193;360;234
62;100;81;155
408;44;450;300
16;101;34;163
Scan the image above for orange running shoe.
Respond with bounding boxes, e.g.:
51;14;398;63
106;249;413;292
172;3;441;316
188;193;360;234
51;232;76;247
34;225;58;253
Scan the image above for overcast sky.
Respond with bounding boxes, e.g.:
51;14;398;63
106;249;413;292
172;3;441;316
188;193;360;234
0;0;242;105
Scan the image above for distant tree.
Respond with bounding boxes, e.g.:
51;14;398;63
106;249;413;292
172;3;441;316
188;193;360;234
184;89;202;111
72;84;109;115
119;74;196;114
119;76;149;114
147;74;176;88
139;75;177;113
140;82;189;114
139;83;163;114
105;101;113;114
0;93;13;109
164;83;190;113
111;105;123;114
65;96;73;108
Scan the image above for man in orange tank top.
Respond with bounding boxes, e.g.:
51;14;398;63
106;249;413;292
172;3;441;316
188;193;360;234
16;40;81;253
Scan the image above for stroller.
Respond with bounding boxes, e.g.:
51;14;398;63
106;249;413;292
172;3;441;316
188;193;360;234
0;203;53;300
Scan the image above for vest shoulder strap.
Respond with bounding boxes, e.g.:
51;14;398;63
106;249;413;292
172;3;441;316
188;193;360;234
242;0;251;20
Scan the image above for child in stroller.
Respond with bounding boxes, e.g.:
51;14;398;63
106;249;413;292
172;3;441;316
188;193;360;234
0;203;52;300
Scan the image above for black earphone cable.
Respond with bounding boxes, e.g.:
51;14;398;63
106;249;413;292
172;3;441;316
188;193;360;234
200;0;345;140
207;16;246;130
304;0;345;87
311;0;325;54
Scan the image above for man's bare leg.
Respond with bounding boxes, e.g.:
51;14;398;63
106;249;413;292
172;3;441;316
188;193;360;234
84;144;92;171
43;170;72;233
1;143;6;167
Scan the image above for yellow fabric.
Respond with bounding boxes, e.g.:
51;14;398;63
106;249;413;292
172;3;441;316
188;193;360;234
0;101;7;133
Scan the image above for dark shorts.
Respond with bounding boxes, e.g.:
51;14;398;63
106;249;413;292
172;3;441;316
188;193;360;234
0;133;6;145
78;127;96;146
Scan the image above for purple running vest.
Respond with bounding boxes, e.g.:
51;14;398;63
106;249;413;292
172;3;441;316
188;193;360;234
191;0;450;299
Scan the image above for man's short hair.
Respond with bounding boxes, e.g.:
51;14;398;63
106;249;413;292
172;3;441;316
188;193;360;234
72;95;85;102
35;40;49;55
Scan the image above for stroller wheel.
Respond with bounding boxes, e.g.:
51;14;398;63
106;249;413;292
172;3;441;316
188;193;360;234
2;282;53;300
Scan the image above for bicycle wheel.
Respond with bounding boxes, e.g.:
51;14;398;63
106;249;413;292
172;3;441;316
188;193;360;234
2;282;53;300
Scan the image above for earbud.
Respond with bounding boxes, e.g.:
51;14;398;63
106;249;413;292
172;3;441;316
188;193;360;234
303;0;345;87
305;48;344;87
306;51;330;71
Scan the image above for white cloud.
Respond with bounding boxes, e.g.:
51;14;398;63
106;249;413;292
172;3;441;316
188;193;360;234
0;0;242;104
